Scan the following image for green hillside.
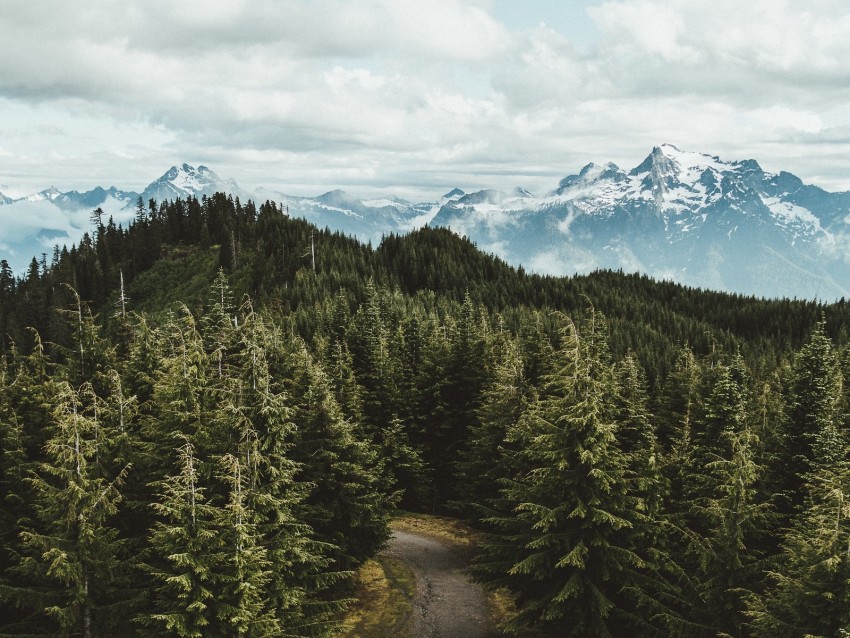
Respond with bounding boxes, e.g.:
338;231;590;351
0;193;848;637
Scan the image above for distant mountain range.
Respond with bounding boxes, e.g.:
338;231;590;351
428;145;850;300
3;146;850;300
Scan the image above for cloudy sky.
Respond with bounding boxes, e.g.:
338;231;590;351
2;0;850;200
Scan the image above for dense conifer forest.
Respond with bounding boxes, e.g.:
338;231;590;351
1;193;849;636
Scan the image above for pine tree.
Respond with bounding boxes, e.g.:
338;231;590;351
613;353;663;511
748;423;850;637
437;292;487;504
657;345;701;453
285;340;393;572
350;279;399;433
473;315;652;636
457;333;530;520
0;344;34;630
685;423;773;637
2;380;135;637
653;355;776;636
211;454;279;637
140;440;218;637
688;354;751;497
224;307;336;635
0;259;14;353
777;319;842;514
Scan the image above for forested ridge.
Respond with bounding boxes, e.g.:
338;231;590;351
0;193;849;636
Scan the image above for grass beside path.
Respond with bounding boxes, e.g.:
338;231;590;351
337;512;513;637
336;555;416;637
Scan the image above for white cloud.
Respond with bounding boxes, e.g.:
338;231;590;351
590;0;698;62
588;0;850;99
528;248;599;276
2;0;850;204
748;107;824;135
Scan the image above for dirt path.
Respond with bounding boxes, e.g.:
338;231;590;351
383;529;501;638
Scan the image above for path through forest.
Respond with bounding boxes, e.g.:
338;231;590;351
383;529;501;637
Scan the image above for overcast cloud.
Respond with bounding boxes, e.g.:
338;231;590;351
2;0;850;200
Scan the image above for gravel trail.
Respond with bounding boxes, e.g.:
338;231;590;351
383;529;501;638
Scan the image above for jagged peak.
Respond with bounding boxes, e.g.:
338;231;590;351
442;188;465;200
316;189;363;207
579;162;602;176
25;186;62;202
319;188;348;198
631;146;677;177
159;163;220;182
557;160;624;193
457;189;507;205
658;142;683;154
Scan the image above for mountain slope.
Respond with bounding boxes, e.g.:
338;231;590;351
428;144;850;300
254;187;441;244
141;163;248;203
0;164;244;272
4;148;850;299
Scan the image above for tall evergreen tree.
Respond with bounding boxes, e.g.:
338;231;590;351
285;340;393;572
457;333;530;519
1;380;135;637
139;440;218;638
748;423;850;637
777;319;842;514
474;315;654;636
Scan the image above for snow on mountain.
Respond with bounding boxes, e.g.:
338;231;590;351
25;187;63;203
56;186;139;212
256;187;432;243
428;144;850;300
0;163;250;273
5;150;850;300
0;192;12;205
141;163;248;203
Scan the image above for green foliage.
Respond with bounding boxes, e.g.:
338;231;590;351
473;316;656;636
748;461;850;637
2;379;136;637
3;192;850;637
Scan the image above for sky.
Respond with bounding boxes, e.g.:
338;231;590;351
3;0;850;201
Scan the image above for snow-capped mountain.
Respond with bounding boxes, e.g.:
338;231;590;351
0;164;246;273
54;186;139;212
255;187;436;242
141;163;248;203
4;150;850;300
25;187;63;203
428;144;850;300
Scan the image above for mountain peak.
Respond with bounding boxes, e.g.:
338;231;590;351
142;163;241;202
317;188;349;200
556;161;624;193
26;186;62;203
658;142;683;154
630;146;677;178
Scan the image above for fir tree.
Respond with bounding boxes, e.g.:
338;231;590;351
748;427;850;637
140;440;218;637
474;316;653;636
1;380;135;637
777;319;842;514
457;333;530;520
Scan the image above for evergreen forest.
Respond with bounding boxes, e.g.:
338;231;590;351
1;193;849;637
